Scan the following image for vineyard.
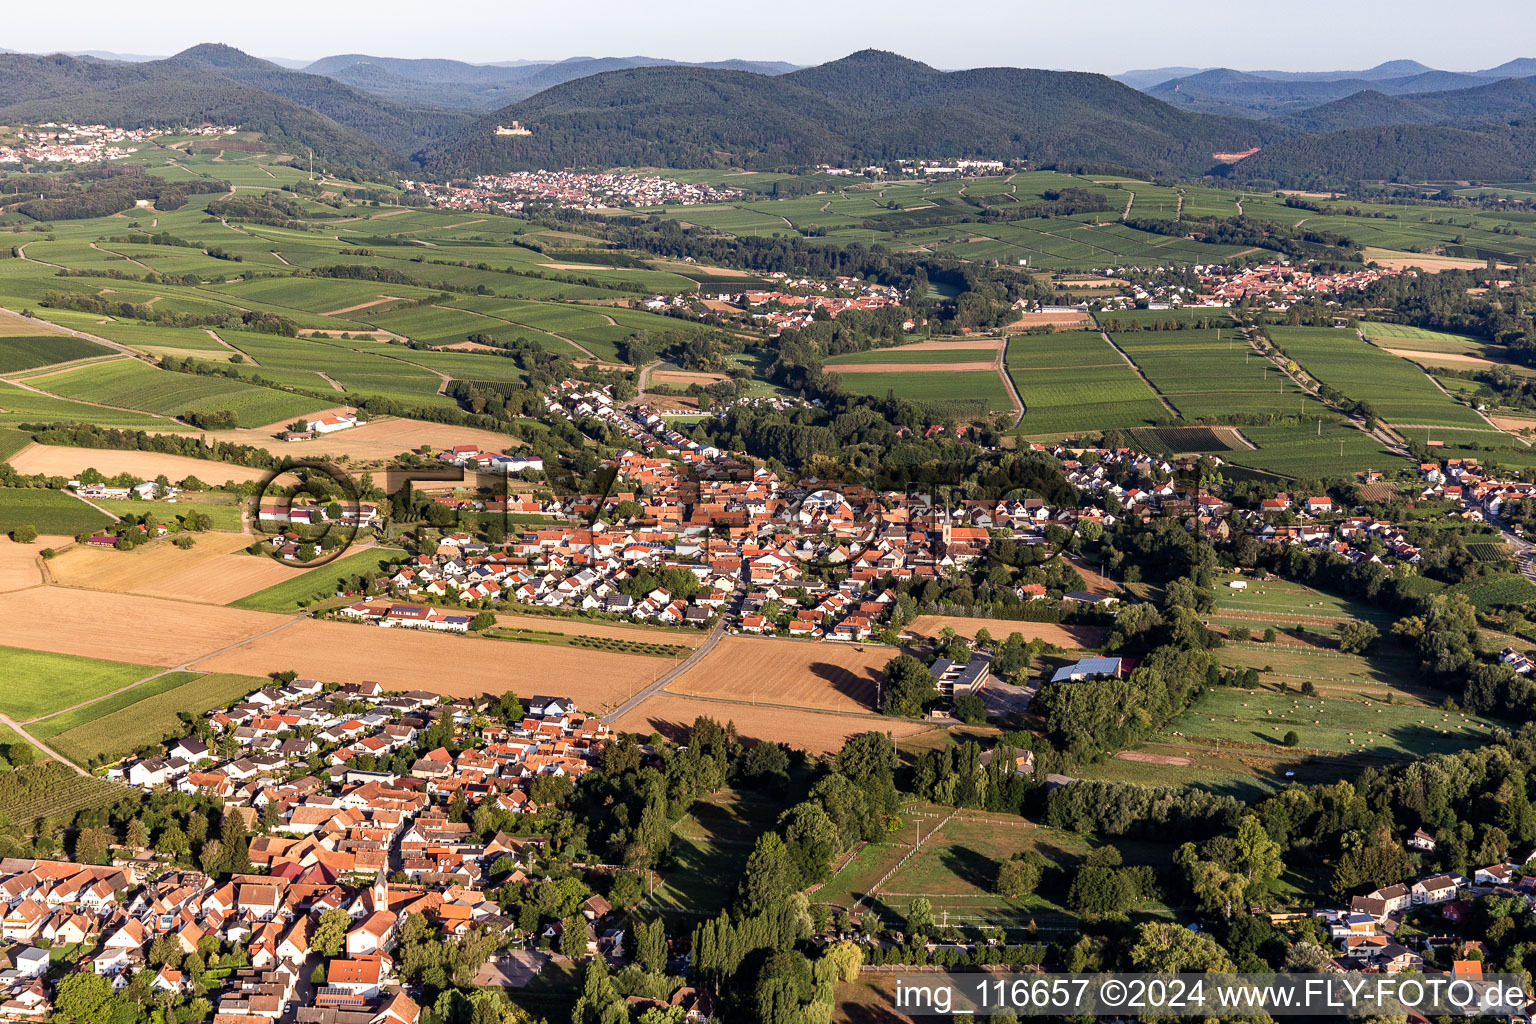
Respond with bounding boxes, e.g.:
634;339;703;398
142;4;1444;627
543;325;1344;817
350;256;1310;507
1007;332;1170;433
0;762;124;826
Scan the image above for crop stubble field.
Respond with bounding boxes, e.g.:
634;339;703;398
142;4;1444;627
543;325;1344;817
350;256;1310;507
615;693;934;755
663;635;890;711
48;532;299;605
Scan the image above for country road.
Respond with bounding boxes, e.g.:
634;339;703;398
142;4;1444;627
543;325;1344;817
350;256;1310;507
601;609;730;725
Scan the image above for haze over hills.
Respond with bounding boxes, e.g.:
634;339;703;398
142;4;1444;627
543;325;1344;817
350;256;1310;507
301;53;800;110
414;49;1283;177
1124;58;1536;119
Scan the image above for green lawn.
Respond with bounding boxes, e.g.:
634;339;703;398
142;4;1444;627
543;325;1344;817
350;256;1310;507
0;647;156;721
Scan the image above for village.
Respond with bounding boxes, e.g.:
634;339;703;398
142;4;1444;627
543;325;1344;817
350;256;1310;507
0;122;240;165
399;171;743;213
0;678;627;1023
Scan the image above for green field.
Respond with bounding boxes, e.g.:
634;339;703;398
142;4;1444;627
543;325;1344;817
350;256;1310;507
0;761;126;826
1113;329;1322;420
824;345;997;365
229;546;406;611
0;647;156;721
1266;327;1494;430
0;335;111;373
647;786;794;915
1448;573;1536;611
0;488;113;534
43;672;267;767
834;369;1012;416
1222;422;1398;479
29;357;329;427
1007;332;1169;433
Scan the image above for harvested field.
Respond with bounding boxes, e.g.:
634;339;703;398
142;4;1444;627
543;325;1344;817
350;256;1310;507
195;618;682;712
1363;249;1492;272
0;309;72;336
320;296;402;317
1007;310;1094;330
899;339;1004;352
48;533;298;604
650;370;729;387
1066;555;1119;595
7;444;268;485
246;406;354;433
1115;750;1193;766
614;693;934;755
491;611;706;648
0;587;288;666
906;616;1106;649
193;416;522;464
1385;348;1526;372
0;534;65;591
662;636;889;712
643;396;700;413
1490;414;1536;434
829;361;997;374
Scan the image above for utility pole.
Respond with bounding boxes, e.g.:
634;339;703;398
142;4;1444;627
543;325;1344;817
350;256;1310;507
308;148;313;181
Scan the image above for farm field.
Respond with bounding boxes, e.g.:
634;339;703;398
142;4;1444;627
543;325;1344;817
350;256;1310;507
28;670;201;741
1266;327;1494;430
1112;329;1322;420
0;762;126;825
195;618;683;712
42;672;269;767
1213;573;1397;625
6;444;269;486
906;616;1105;648
490;612;707;648
229;546;408;612
0;533;64;591
46;533;303;605
833;369;1011;415
0;487;112;535
0;380;176;429
25;358;329;427
1221;422;1398;479
0;335;111;373
1006;332;1169;433
0;646;156;720
0;587;288;666
1216;642;1437;704
663;636;889;712
825;346;1001;366
1448;573;1536;611
614;693;935;755
199;416;523;464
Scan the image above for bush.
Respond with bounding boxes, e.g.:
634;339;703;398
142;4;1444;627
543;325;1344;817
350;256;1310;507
1229;625;1251;643
173;535;196;549
1282;730;1300;747
10;525;37;544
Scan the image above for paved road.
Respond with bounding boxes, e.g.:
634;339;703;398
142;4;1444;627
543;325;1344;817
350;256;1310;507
601;609;730;726
1488;511;1536;583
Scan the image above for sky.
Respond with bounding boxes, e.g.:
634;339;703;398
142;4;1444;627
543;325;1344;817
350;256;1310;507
9;0;1536;74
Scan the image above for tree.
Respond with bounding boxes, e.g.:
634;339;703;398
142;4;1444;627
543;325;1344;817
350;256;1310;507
199;839;225;875
881;654;937;718
1130;922;1236;973
635;916;667;975
1282;730;1300;747
53;972;111;1022
995;852;1044;899
470;611;497;631
10;525;36;544
73;826;111;866
125;817;148;850
739;832;797;914
755;949;813;1024
561;914;590;960
743;741;790;780
907;897;934;936
1338;621;1380;654
148;933;183;968
952;693;987;724
312;908;350;957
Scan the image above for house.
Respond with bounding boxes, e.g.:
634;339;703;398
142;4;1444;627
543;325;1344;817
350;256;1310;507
1411;875;1459;904
307;413;360;434
326;957;383;999
1475;863;1512;886
1408;828;1436;852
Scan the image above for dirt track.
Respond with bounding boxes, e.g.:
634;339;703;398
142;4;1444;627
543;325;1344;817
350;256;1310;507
830;362;998;373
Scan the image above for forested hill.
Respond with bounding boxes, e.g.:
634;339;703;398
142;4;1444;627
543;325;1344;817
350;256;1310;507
160;44;472;153
0;46;468;172
1223;124;1536;187
0;53;398;172
1279;76;1536;133
413;49;1283;176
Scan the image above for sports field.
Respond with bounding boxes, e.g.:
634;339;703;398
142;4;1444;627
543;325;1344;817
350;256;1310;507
1006;332;1169;433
